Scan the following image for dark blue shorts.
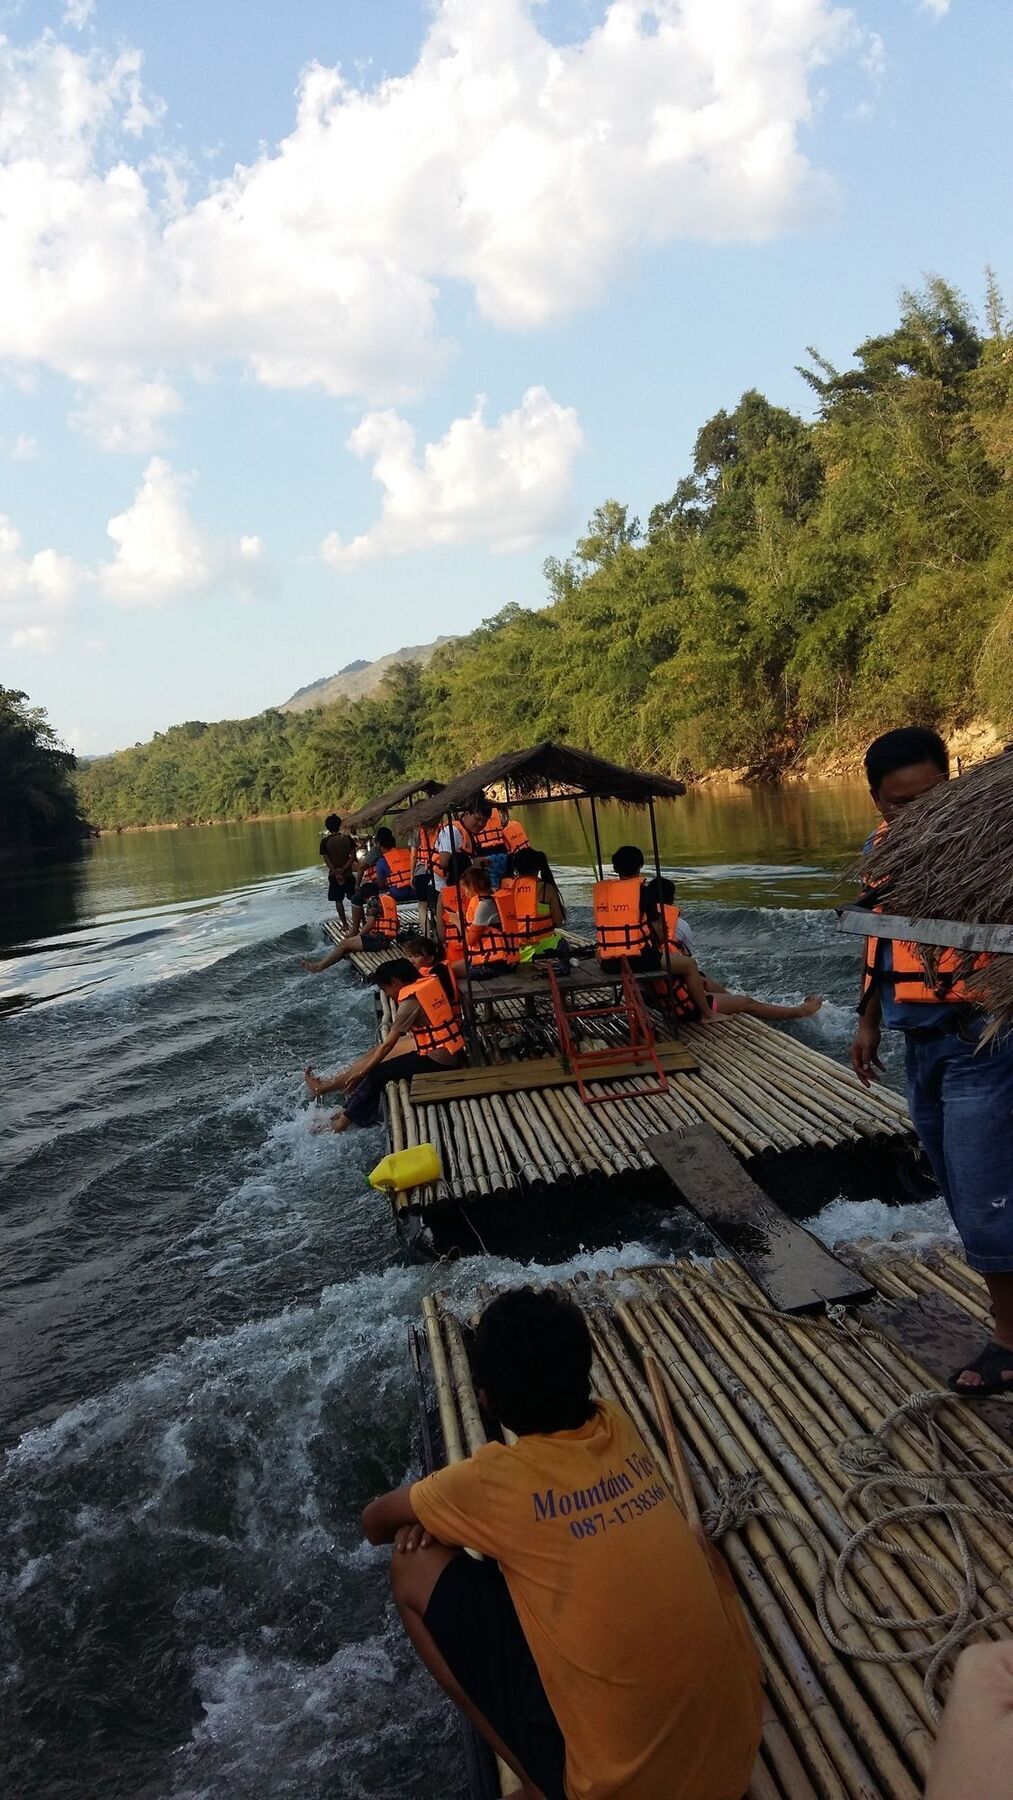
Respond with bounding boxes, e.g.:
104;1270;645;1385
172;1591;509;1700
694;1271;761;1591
903;1016;1013;1273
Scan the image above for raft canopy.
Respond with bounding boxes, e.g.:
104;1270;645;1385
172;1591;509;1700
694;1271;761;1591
341;777;444;832
396;741;686;829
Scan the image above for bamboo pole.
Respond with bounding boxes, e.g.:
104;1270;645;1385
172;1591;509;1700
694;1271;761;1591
606;1295;894;1797
643;1352;707;1552
620;1294;931;1790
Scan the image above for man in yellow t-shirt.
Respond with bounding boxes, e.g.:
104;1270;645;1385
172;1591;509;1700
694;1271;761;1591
361;1287;763;1800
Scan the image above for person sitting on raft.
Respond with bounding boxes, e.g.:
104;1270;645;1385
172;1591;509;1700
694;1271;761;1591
599;846;823;1023
509;847;567;963
436;796;511;889
455;864;519;980
304;956;465;1131
299;885;401;973
349;827;412;931
435;851;472;965
362;1284;763;1800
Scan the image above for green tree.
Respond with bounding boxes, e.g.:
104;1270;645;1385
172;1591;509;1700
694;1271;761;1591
0;688;83;850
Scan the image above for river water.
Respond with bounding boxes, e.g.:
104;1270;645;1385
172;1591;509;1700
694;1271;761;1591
0;792;952;1799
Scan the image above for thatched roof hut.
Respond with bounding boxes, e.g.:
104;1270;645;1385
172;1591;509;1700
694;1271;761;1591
341;778;443;832
861;748;1013;1026
396;742;685;831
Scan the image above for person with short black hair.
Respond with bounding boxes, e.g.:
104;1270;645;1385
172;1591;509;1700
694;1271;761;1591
319;813;356;926
598;848;821;1022
350;826;401;931
304;956;464;1130
851;727;1013;1395
362;1285;763;1799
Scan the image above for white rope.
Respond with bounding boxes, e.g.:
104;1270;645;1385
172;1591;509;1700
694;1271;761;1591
702;1388;1013;1721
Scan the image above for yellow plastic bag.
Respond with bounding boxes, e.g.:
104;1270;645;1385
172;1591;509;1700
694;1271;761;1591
367;1143;441;1192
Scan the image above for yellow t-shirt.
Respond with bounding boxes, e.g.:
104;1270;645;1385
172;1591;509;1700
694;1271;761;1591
410;1400;762;1800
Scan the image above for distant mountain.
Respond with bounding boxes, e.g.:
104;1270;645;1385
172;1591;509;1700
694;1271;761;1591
278;637;454;713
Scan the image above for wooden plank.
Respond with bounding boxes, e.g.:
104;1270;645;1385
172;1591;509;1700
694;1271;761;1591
838;907;1013;955
410;1041;699;1102
646;1124;874;1314
862;1289;1013;1437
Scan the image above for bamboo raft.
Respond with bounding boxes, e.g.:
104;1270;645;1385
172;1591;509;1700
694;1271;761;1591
417;1248;1013;1800
320;924;912;1218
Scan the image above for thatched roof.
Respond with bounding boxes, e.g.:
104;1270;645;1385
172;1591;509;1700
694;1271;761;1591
396;742;686;830
862;748;1013;1027
342;778;443;832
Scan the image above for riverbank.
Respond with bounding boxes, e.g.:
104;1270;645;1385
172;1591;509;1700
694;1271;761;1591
696;718;1005;787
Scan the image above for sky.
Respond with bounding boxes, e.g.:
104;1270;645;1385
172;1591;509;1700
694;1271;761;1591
0;0;1009;755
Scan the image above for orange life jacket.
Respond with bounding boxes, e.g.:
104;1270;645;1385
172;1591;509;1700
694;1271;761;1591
593;878;652;958
416;826;436;875
502;818;530;854
370;892;400;940
402;973;465;1059
466;890;519;966
472;807;508;853
511;875;557;951
658;902;681;951
439;888;464;961
381;846;413;888
859;820;988;1009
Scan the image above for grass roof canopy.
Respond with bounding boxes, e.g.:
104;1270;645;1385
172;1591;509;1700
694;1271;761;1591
861;748;1013;1029
396;741;686;831
341;778;443;832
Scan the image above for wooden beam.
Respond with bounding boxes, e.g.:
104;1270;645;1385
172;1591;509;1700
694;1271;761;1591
646;1124;874;1314
838;908;1013;955
410;1041;698;1102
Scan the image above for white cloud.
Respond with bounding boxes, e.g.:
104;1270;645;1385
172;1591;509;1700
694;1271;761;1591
64;1;96;29
0;514;82;648
918;0;949;15
10;623;59;652
0;3;862;431
70;374;181;452
99;456;266;607
11;433;38;459
322;386;583;566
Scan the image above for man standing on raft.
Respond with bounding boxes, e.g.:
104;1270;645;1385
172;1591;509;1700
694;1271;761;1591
850;727;1013;1396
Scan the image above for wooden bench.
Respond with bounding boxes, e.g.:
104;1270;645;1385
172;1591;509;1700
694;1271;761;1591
410;1039;699;1102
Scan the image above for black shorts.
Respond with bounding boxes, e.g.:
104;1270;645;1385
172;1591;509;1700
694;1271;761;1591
360;932;397;952
328;872;356;902
424;1556;566;1800
413;871;436;905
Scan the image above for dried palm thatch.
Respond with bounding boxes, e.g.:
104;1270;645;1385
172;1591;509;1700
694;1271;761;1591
862;749;1013;1029
341;778;443;831
396;740;686;829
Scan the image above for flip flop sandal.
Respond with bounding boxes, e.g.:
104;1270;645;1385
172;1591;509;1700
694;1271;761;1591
949;1341;1013;1397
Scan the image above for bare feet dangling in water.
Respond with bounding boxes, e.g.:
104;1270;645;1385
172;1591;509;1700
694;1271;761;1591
304;1066;326;1098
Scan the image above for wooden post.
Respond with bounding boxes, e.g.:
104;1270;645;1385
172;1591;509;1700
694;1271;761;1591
588;791;605;881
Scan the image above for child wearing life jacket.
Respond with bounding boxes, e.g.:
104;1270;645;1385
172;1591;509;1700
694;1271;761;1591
435;852;472;966
508;847;566;962
305;957;466;1130
457;864;519;978
597;847;822;1025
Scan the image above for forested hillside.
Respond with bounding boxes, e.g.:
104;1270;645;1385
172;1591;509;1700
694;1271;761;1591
77;280;1013;829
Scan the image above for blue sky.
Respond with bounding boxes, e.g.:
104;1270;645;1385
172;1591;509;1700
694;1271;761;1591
0;0;1008;754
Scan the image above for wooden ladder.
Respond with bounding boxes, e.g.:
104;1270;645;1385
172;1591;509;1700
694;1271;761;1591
546;957;669;1105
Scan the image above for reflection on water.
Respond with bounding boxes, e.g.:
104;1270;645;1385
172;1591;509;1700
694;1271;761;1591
2;784;876;959
514;784;873;907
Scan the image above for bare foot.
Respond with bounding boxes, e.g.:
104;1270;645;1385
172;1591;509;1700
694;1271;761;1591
304;1065;325;1098
300;957;322;974
800;995;824;1016
311;1110;349;1135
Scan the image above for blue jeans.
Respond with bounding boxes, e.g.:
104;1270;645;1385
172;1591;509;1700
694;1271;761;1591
903;1017;1013;1273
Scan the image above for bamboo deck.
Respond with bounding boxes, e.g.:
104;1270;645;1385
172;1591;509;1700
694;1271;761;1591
320;922;912;1216
418;1248;1013;1800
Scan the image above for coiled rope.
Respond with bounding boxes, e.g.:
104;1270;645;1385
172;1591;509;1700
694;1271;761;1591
701;1387;1013;1720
